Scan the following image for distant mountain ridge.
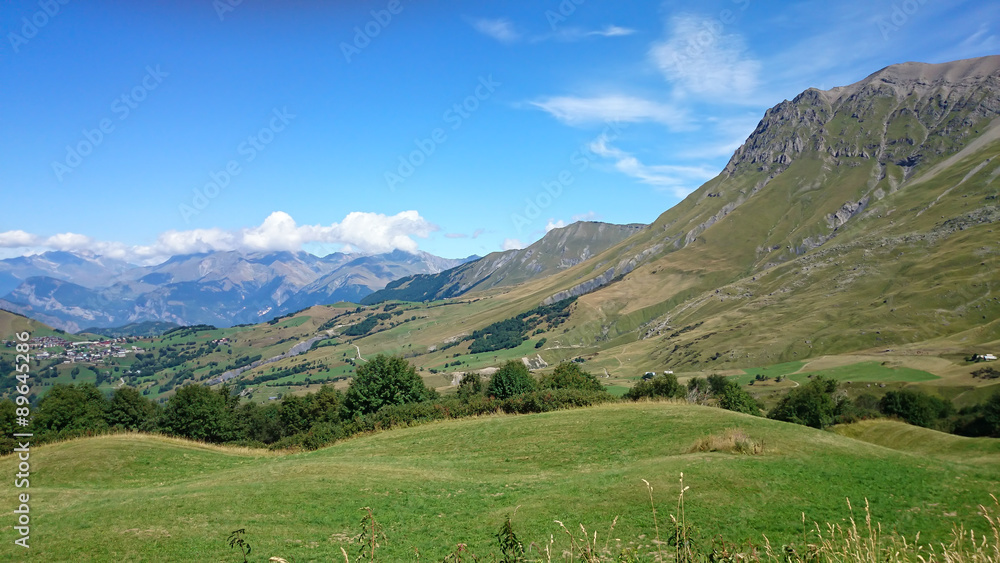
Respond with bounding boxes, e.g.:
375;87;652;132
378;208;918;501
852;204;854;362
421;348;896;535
0;249;474;331
362;221;645;304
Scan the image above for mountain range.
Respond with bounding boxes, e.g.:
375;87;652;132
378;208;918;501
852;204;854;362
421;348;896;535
0;249;474;331
4;55;1000;371
362;221;645;304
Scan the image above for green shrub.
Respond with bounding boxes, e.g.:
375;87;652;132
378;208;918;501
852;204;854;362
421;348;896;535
537;362;605;393
457;373;484;401
342;354;438;418
768;376;839;429
879;389;954;429
624;372;684;400
487;361;536;400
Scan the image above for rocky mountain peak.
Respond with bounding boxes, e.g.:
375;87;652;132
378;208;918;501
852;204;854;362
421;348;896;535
724;55;1000;177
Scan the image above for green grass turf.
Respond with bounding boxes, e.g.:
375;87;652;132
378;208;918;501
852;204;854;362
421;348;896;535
796;361;939;383
1;403;996;561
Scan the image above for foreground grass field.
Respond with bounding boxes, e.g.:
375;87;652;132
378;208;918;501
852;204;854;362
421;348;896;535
1;403;998;561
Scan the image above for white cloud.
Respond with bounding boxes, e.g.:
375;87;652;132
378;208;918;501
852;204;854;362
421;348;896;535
547;25;637;42
545;219;567;232
649;14;760;99
590;25;635;38
0;211;439;265
529;95;687;128
472;16;634;44
0;230;42;248
590;134;718;197
471;18;521;43
501;238;524;251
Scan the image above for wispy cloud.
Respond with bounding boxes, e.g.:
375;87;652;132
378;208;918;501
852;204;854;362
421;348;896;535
471;17;634;44
649;14;760;99
529;95;687;128
547;25;637;42
591;25;635;37
0;211;439;264
444;228;485;239
590;134;718;197
471;17;521;43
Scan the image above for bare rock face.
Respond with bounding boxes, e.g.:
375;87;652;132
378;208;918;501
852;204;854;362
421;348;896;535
724;55;1000;177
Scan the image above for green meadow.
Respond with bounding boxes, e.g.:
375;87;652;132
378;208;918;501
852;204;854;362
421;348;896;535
2;402;997;561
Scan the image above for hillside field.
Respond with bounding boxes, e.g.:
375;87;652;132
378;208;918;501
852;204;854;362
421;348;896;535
1;402;997;561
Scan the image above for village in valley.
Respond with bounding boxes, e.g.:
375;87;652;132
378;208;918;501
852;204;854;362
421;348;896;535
4;335;139;365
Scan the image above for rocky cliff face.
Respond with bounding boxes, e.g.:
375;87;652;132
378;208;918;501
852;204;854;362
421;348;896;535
725;56;1000;178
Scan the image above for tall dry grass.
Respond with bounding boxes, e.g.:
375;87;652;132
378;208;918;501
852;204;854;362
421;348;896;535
266;480;999;562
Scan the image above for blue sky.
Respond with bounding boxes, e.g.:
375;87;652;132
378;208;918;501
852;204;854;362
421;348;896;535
0;0;996;263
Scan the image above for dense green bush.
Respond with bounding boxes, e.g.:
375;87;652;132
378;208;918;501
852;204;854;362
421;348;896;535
716;380;762;416
537;362;605;393
624;372;684;400
768;377;839;429
35;383;110;438
487;361;536;400
879;389;954;429
160;384;236;443
457;372;484;401
106;387;159;431
342;354;437;418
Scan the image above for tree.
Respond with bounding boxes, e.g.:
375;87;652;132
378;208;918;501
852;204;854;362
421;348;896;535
309;384;344;424
538;362;604;392
879;389;953;429
342;354;436;418
487;361;536;400
768;377;838;429
34;383;109;438
234;402;283;444
624;372;684;401
107;387;159;430
457;372;484;401
716;380;762;416
160;384;235;443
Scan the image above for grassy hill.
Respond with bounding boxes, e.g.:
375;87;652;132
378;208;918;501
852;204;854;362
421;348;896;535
1;403;996;561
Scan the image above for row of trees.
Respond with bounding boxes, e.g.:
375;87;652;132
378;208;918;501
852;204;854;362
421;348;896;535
611;371;1000;436
0;356;612;453
3;356;997;455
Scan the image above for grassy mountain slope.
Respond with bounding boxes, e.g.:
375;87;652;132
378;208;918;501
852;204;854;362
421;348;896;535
363;221;645;304
454;56;1000;374
2;403;996;561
